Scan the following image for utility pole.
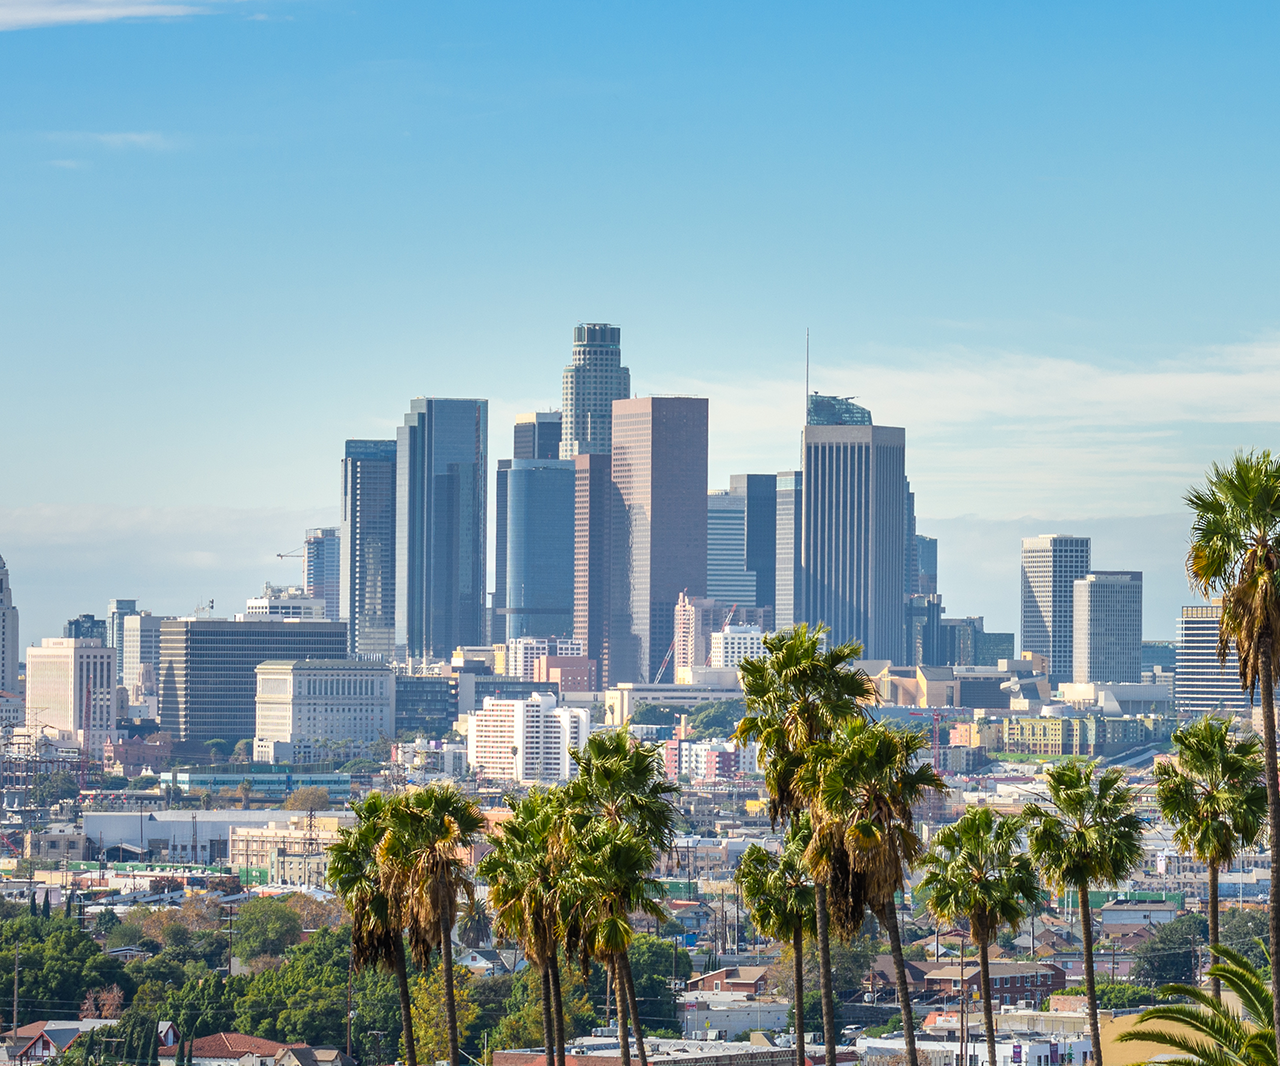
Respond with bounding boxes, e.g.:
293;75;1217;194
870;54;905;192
346;962;352;1057
11;939;18;1039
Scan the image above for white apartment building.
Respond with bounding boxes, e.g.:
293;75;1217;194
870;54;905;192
243;584;327;621
253;659;394;764
122;612;164;691
709;625;766;669
0;554;17;697
505;637;586;681
24;639;122;758
468;692;589;783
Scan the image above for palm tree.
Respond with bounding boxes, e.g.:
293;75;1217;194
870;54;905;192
1116;944;1275;1066
1155;715;1266;1000
457;895;493;950
379;785;486;1066
735;821;816;1066
733;623;877;1066
1023;759;1143;1066
799;717;945;1066
478;790;565;1066
328;793;419;1066
919;807;1041;1066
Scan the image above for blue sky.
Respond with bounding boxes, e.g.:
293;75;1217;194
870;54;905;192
2;1;1279;647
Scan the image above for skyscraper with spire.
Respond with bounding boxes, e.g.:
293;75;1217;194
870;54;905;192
0;554;17;696
560;324;630;458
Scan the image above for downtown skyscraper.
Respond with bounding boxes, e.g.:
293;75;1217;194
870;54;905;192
560;324;630;458
341;439;397;658
1021;534;1091;685
396;397;488;658
0;554;17;696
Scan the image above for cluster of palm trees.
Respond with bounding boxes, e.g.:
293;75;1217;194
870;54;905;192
478;730;677;1066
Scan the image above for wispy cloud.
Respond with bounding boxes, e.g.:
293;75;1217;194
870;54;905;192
47;158;85;168
45;130;178;150
0;0;201;31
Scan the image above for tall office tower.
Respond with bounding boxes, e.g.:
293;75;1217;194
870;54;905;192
1073;571;1143;683
707;491;756;605
25;638;120;757
493;459;513;644
514;411;563;460
106;599;139;676
305;528;341;621
905;593;943;666
1177;602;1252;722
396;397;488;659
775;471;803;629
729;474;778;610
573;453;615;686
0;554;17;696
1021;534;1091;686
505;458;575;640
468;693;589;784
122;613;164;691
801;399;907;662
64;614;107;643
560;324;630;459
341;440;398;658
611;396;709;683
158;617;346;744
916;536;938;595
904;482;918;596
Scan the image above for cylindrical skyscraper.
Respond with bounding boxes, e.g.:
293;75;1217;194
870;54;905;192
560;324;630;458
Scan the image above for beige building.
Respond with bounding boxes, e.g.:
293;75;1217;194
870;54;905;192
229;814;354;884
24;639;122;758
253;659;393;764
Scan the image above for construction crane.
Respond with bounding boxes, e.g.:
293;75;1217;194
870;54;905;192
704;604;739;666
909;709;952;767
652;639;677;684
277;545;305;560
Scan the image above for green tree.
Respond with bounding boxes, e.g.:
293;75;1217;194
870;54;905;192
1219;908;1271;972
379;784;485;1066
1129;914;1210;989
1186;449;1280;1039
283;786;331;812
919;807;1042;1066
625;934;692;1035
328;793;420;1066
466;973;514;1053
232;897;303;960
734;623;877;1066
736;825;815;1066
1023;759;1143;1066
409;963;479;1066
457;896;491;949
1117;944;1275;1066
1155;714;1266;1000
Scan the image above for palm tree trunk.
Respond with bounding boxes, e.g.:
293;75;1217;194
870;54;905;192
880;902;919;1066
442;931;461;1066
815;883;837;1066
792;927;805;1066
540;966;555;1066
1208;862;1220;1001
1261;641;1280;1045
621;954;649;1066
613;956;633;1066
548;949;567;1066
977;936;997;1066
1076;880;1102;1066
394;937;418;1066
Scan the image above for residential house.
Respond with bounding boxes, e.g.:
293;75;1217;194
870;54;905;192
686;967;770;994
923;962;1066;1007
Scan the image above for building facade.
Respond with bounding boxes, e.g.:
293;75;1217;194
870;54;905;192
514;411;562;460
396;397;489;658
774;470;802;630
1177;601;1253;722
573;452;615;686
1073;571;1143;683
673;594;772;675
729;474;778;612
801;416;906;661
506;637;586;681
493;458;512;645
505;458;575;640
122;612;164;692
305;527;341;622
158;618;347;745
1021;534;1091;686
0;554;17;697
64;614;107;642
560;323;629;459
253;659;394;764
611;396;710;683
709;626;765;669
340;439;397;658
706;491;756;605
24;638;121;757
467;693;589;784
244;584;328;621
106;599;139;677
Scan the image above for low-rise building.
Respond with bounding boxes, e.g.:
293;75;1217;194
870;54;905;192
686;967;769;994
229;814;355;885
253;659;393;765
923;961;1066;1007
102;733;172;777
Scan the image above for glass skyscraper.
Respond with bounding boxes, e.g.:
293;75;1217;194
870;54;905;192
107;598;139;676
729;473;777;610
305;527;341;622
1021;534;1091;685
707;491;756;606
514;411;562;460
341;440;397;658
505;459;575;640
560;324;630;458
774;471;802;630
396;397;488;659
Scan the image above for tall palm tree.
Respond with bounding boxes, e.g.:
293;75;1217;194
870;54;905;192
379;785;486;1066
919;807;1041;1066
457;895;493;950
1023;759;1143;1066
735;820;816;1066
1155;715;1266;1000
1116;944;1275;1066
733;623;877;1066
1186;448;1280;1036
327;794;419;1066
479;790;565;1066
799;717;945;1066
568;728;678;1066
